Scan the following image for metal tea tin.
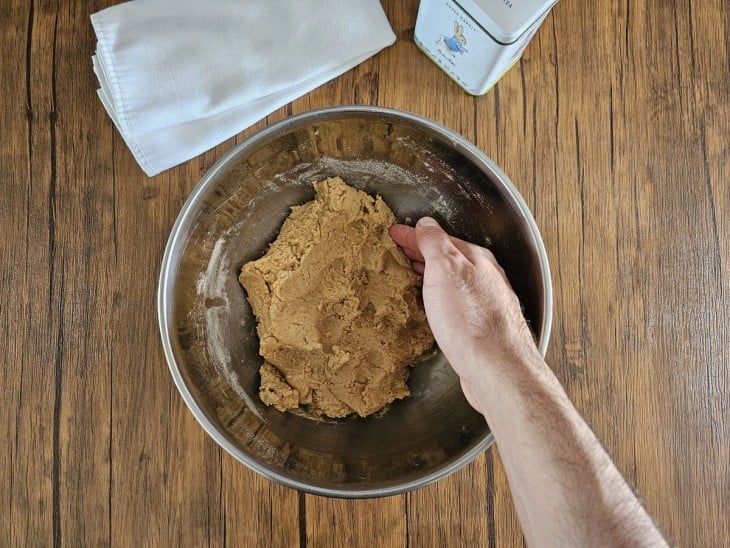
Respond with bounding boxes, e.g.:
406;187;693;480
415;0;557;95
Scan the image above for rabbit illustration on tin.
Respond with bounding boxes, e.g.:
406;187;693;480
441;22;467;54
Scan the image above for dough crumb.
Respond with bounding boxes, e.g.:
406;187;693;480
240;177;434;418
259;363;300;412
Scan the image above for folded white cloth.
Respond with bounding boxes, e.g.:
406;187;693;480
91;0;396;176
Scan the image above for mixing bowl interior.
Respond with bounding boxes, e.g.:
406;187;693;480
159;108;550;497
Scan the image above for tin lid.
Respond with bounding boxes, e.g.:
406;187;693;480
458;0;557;44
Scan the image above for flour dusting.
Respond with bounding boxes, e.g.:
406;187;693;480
196;235;263;420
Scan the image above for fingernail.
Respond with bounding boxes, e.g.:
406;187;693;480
417;217;439;228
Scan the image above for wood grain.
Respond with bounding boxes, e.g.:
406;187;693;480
1;0;728;546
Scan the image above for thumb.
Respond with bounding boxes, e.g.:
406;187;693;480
414;217;464;265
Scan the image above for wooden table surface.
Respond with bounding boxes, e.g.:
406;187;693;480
2;0;729;546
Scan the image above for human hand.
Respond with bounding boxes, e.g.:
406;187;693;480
392;219;668;547
390;217;540;413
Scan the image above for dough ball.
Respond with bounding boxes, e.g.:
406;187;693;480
240;177;434;418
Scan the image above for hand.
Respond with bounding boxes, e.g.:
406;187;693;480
393;218;669;547
390;217;540;413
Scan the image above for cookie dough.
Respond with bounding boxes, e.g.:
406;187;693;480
240;177;434;418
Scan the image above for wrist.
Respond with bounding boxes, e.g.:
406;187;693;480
464;345;562;423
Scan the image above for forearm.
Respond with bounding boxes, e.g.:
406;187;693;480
471;352;667;547
389;219;666;544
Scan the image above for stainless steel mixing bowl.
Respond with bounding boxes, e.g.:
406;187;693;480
158;106;552;497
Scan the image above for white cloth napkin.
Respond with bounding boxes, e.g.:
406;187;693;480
91;0;396;176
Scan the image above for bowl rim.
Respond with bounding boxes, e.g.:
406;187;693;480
158;105;553;498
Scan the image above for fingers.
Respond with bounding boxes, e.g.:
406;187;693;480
416;219;499;285
391;217;504;275
450;235;494;268
413;217;465;266
389;224;424;262
389;224;427;273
